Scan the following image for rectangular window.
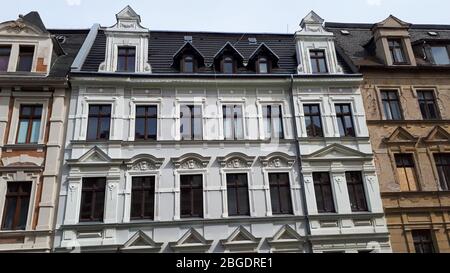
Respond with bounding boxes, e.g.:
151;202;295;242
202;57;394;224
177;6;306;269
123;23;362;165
269;173;293;215
227;173;250;216
135;105;157;140
17;45;34;72
381;90;403;120
223;105;244;140
345;172;368;212
412;230;435;253
335;104;355;137
434;154;450;191
1;182;31;231
131;176;155;220
117;46;136;72
87;105;111;140
262;104;284;140
388;39;407;64
431;46;450;65
180;105;202;140
0;45;11;71
313;172;335;213
310;50;328;73
16;105;42;144
303;104;323;137
180;174;203;218
395;154;419;191
417;91;440;120
79;178;106;222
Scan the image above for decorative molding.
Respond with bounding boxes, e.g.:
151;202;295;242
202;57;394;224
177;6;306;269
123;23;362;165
169;228;212;253
220;226;261;252
171;153;211;169
120;230;162;252
126;154;164;171
217;152;255;169
259;152;296;168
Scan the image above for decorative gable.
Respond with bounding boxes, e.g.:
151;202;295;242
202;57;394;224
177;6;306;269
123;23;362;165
295;11;343;74
217;153;255;169
304;143;372;161
171;153;211;169
99;6;152;73
424;126;450;143
259;152;296;168
384;127;418;145
169;228;213;253
76;146;112;163
267;225;304;251
220;226;261;252
373;15;411;30
120;230;162;252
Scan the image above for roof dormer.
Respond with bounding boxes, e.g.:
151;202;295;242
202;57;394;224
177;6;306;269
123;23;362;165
0;12;55;75
213;42;244;74
99;6;152;73
371;15;416;66
295;11;343;74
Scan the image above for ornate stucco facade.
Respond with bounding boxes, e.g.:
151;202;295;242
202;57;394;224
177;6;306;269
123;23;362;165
329;16;450;253
0;12;86;252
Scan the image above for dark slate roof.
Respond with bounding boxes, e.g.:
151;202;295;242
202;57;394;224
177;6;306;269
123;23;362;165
325;22;450;68
81;28;354;74
48;29;89;77
21;11;47;32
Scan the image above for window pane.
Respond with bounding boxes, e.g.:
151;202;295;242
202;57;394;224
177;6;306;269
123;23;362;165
17;46;34;72
192;106;202;140
227;174;249;216
87;117;98;140
135;118;145;139
184;57;194;73
80;178;105;222
30;120;40;143
180;175;203;218
99;117;110;139
346;172;368;212
17;120;29;144
223;57;233;73
272;105;284;139
223;106;233;140
313;172;335;213
0;46;11;71
147;117;157;139
234;106;244;139
263;106;271;139
259;58;268;73
431;46;450;65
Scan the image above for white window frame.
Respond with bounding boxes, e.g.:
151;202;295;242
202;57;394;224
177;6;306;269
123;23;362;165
7;96;49;145
175;99;205;141
0;171;39;231
218;100;247;140
298;98;326;138
124;172;160;222
220;169;255;218
115;45;137;73
331;98;359;138
80;99;115;141
256;100;288;140
129;99;161;141
0;42;38;73
173;170;208;220
307;47;330;74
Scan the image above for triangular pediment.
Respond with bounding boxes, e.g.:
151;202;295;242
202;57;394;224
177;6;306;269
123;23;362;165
221;226;260;251
300;11;324;27
385;127;418;144
424;126;450;143
177;228;209;246
374;15;411;29
121;230;162;251
77;146;112;163
170;228;213;252
226;226;257;243
116;5;140;21
272;225;303;241
305;144;371;160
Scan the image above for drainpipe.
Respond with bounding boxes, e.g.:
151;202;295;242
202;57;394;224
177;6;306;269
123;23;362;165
289;74;312;253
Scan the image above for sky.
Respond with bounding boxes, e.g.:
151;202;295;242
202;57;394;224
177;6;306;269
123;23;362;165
1;0;449;33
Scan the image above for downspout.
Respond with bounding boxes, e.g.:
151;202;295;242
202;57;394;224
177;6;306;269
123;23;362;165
289;74;312;253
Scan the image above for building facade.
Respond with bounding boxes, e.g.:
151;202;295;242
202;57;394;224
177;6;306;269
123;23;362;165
52;7;390;253
0;12;86;252
328;16;450;253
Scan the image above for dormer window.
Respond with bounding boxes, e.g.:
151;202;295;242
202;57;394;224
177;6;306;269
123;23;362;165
222;56;234;74
182;55;195;73
117;46;136;72
310;50;328;73
388;39;408;64
17;45;34;72
258;57;269;74
0;46;11;72
431;46;450;65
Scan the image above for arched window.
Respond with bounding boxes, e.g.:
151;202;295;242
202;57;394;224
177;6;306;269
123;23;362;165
183;55;194;73
222;56;234;74
258;57;269;74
